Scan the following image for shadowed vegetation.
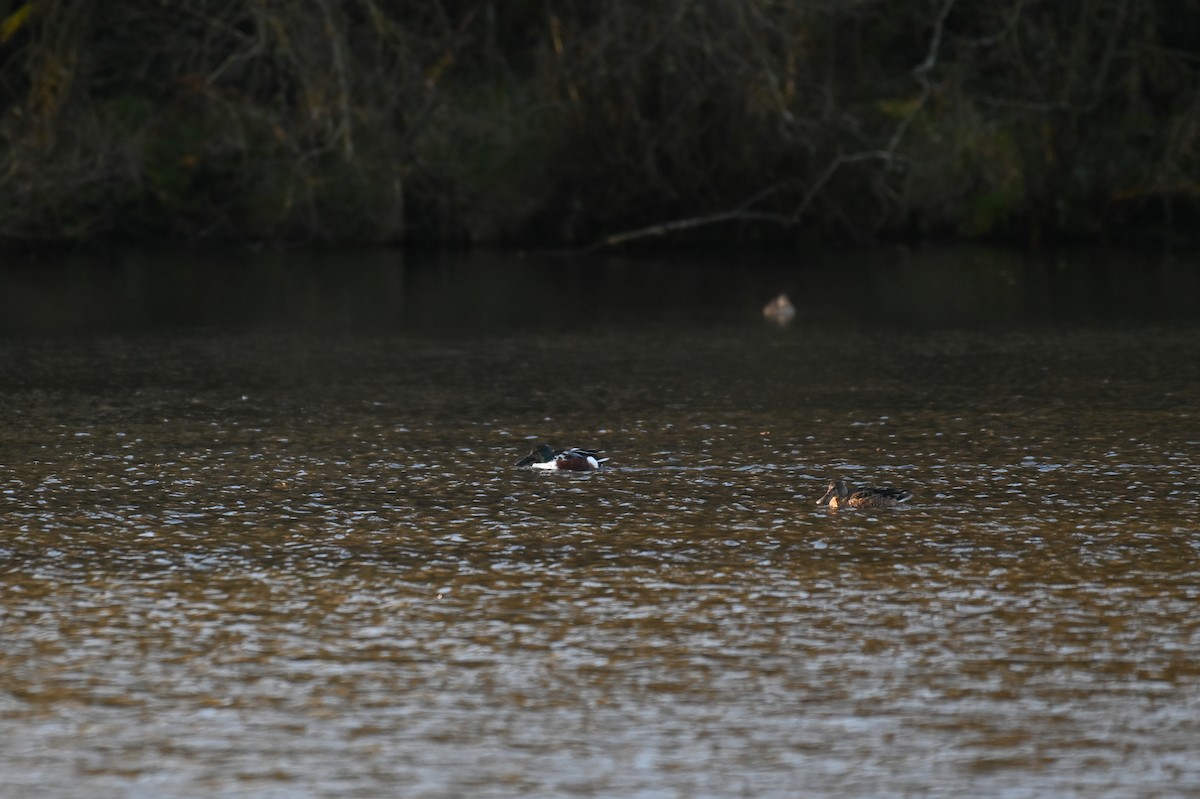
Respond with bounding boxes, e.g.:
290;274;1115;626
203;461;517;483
1;0;1199;247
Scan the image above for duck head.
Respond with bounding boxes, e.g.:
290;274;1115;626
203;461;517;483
816;479;851;506
515;443;556;467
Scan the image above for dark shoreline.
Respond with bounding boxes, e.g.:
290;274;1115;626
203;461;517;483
2;2;1198;249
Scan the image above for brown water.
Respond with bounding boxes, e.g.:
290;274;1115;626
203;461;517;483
1;247;1199;798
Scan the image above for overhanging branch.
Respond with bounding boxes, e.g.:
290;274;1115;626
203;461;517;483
585;0;958;250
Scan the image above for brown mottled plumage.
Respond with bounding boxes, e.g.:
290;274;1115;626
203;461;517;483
817;479;912;509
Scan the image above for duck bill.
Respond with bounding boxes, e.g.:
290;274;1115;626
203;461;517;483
816;487;836;506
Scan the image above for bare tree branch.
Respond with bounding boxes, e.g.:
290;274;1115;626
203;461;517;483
586;0;959;250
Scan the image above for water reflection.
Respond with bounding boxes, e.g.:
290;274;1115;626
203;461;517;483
1;248;1199;797
2;246;1199;334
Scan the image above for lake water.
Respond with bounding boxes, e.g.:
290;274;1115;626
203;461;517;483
1;246;1199;798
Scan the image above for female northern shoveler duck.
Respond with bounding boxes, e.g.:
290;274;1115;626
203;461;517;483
817;479;912;509
515;444;608;472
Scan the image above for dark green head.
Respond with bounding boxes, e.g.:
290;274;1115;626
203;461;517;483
515;443;556;467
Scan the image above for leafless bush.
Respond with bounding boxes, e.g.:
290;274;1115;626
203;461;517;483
0;0;1197;246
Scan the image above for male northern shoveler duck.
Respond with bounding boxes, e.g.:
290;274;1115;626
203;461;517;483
515;444;608;472
817;478;912;509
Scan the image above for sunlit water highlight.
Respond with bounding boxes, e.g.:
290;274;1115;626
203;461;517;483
1;248;1199;798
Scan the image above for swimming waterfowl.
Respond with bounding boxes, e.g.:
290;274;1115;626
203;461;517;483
817;479;912;509
515;444;608;472
763;293;796;324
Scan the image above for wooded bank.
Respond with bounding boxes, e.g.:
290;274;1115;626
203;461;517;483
1;0;1198;248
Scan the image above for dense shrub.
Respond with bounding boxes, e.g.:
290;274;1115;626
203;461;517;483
1;0;1198;247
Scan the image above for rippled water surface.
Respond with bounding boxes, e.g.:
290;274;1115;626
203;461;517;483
2;248;1199;798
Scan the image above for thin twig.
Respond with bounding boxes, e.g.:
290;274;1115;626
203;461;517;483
585;209;790;251
888;0;956;158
